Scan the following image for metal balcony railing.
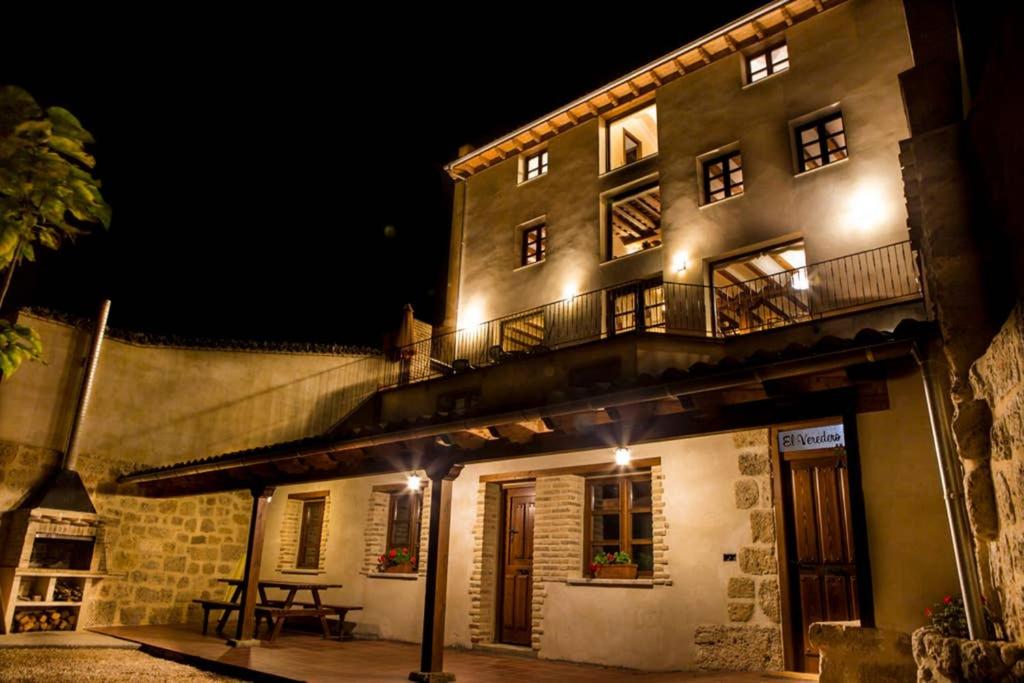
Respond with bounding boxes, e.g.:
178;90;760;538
379;241;922;389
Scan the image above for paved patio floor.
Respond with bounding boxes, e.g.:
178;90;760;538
92;625;818;683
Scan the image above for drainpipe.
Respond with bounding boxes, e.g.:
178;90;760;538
62;299;111;472
913;340;987;639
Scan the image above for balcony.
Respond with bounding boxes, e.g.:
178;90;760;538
381;241;923;389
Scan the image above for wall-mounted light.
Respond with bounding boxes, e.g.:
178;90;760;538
791;268;810;291
562;283;579;302
672;253;689;274
459;301;485;332
407;473;422;490
844;181;890;233
614;446;632;466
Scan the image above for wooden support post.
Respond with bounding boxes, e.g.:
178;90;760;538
409;462;463;683
230;485;274;647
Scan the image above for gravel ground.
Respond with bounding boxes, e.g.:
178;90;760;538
0;647;242;682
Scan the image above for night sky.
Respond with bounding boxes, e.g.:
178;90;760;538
1;5;763;348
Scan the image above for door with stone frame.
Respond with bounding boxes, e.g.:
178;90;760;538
781;447;859;673
498;484;534;646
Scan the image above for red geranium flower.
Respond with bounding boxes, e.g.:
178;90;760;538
389;549;397;559
943;595;952;605
606;553;614;562
925;607;933;617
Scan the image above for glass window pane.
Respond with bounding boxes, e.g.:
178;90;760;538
729;170;744;186
632;513;653;540
824;116;844;134
800;127;819;144
770;45;788;65
631;479;652;507
728;155;741;171
593;482;620;510
633;545;654;572
592;514;620;542
709;177;725;193
707;161;724;178
750;55;767;72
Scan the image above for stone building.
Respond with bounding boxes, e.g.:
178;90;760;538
1;0;1018;680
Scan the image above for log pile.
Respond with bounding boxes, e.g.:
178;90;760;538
54;580;84;602
13;609;77;632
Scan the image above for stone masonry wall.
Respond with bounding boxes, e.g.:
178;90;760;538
531;475;584;651
469;482;501;644
970;302;1024;641
0;440;250;629
695;429;783;671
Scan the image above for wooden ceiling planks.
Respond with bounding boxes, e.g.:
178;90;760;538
448;0;845;179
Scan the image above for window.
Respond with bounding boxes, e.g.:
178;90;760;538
606;183;662;260
386;489;422;562
606;102;658;171
747;42;789;83
523;150;548;181
703;151;744;204
712;240;808;335
796;112;847;172
521;223;546;266
585;473;653;577
608;280;665;334
295;497;326;569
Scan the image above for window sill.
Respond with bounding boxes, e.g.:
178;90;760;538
517;172;548;187
699;192;744;210
367;572;419;581
281;568;324;576
599;244;663;266
513;259;546;273
601;152;659;178
742;67;789;90
565;577;654;588
794;156;850;179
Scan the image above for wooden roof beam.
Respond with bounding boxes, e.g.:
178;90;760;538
698;46;713;64
649;71;663;87
672;57;687;74
627;80;642;97
724;35;739;52
751;19;766;39
812;0;824;11
781;7;794;25
607;91;620;107
565;109;580;125
587;101;602;117
528;128;544;142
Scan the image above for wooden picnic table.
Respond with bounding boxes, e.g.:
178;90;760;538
216;578;342;641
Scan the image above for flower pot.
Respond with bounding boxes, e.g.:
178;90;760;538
594;564;638;579
384;562;414;574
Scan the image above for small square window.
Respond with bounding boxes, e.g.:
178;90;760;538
523;150;549;181
747;42;789;84
521;223;546;266
795;112;847;173
703;151;744;204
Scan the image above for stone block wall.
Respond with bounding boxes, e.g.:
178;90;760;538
970;302;1024;641
0;441;251;629
695;429;783;671
531;474;585;650
469;482;500;644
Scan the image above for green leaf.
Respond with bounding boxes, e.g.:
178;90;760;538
48;135;96;168
46;106;94;144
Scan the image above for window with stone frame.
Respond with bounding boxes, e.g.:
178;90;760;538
296;497;326;569
585;471;654;577
279;491;330;572
386;489;423;562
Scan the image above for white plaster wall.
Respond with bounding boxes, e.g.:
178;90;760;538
0;313;380;467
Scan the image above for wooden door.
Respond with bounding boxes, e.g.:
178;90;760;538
499;486;534;646
783;449;859;672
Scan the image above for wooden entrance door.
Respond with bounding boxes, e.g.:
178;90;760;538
782;449;859;672
498;485;534;646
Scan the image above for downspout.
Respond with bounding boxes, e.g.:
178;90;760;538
913;340;987;639
62;299;111;472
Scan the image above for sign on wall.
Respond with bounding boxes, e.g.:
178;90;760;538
778;424;845;452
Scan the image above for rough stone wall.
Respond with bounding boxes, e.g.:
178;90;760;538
970;302;1024;640
696;429;783;670
468;482;500;644
0;441;250;629
650;465;670;586
531;474;584;651
913;627;1024;682
276;495;330;572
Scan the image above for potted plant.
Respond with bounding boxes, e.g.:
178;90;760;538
590;551;637;579
377;547;417;574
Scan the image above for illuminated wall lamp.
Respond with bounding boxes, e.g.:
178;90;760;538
407;473;422;490
614;446;632;466
673;255;689;275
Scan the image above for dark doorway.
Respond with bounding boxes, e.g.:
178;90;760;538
780;447;860;672
498;485;535;646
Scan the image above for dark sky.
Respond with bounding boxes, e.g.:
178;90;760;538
2;5;763;348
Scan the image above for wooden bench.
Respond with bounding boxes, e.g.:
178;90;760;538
255;604;332;641
192;599;239;635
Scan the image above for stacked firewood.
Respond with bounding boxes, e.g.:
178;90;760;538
13;609;77;632
53;581;84;602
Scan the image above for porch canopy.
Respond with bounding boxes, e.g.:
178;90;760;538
117;319;931;679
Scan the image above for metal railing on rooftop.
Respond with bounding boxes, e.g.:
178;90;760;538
379;241;922;389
